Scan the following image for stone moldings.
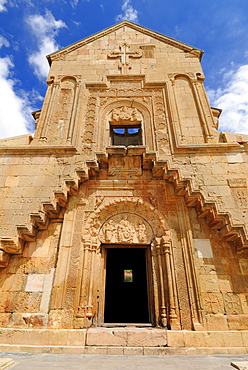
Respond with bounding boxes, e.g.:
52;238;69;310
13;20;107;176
83;197;166;244
99;213;153;244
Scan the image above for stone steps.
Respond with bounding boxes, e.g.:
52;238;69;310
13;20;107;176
0;328;247;355
0;344;247;355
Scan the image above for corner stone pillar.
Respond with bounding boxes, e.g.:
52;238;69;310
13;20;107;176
76;237;99;327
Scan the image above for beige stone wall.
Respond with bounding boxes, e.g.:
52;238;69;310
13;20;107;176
0;22;247;331
0;221;61;327
32;24;217;148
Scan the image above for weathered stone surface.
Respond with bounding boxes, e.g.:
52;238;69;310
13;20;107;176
0;358;15;369
86;328;128;346
231;361;248;370
0;20;247;349
205;314;228;331
228;315;248;330
25;274;44;292
127;328;167;347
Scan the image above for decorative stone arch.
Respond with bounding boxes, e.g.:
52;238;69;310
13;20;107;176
82;197;169;248
60;75;77;86
97;99;156;151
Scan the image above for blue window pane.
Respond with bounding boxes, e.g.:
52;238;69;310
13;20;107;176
128;128;139;134
113;128;125;134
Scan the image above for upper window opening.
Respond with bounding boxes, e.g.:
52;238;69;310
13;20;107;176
111;125;142;146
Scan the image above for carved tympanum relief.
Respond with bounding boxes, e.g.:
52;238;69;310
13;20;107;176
99;213;153;244
110;106;142;122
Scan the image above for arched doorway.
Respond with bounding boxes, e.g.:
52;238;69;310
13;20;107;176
104;246;150;324
99;213;154;325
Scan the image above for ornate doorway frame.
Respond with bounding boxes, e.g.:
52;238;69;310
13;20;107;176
99;244;154;326
65;196;202;330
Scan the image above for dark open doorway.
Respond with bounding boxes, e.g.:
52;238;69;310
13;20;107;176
104;247;149;324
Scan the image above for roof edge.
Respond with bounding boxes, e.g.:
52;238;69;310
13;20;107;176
47;20;204;65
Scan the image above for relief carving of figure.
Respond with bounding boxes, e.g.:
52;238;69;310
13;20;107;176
101;215;150;244
138;223;147;243
118;218;135;243
104;220;117;243
111;106;141;122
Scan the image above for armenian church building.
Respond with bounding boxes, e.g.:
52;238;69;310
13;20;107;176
0;21;248;353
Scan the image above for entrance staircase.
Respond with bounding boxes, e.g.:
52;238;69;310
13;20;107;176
0;327;247;355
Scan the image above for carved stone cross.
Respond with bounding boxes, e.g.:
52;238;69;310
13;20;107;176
108;43;142;74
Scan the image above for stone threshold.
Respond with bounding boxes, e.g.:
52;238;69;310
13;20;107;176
0;328;248;354
101;323;153;327
0;344;247;356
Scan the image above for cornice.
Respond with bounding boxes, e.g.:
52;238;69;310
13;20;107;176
172;142;247;154
0;142;246;156
0;145;78;155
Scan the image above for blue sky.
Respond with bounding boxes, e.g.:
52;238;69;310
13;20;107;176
0;0;248;139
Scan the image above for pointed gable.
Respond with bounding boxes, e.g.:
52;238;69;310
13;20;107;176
47;21;203;64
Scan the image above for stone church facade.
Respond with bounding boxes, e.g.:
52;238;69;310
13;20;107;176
0;21;248;352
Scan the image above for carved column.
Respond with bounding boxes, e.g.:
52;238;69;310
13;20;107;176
76;237;98;326
178;205;204;329
191;79;212;142
151;239;164;326
161;235;181;330
196;79;218;141
76;238;91;321
67;79;81;143
155;237;168;327
86;237;98;322
166;78;185;144
39;79;59;142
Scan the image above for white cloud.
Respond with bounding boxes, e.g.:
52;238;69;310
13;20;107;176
0;35;9;48
70;0;79;7
0;0;7;12
0;56;42;139
70;0;91;7
207;65;248;135
26;10;67;80
116;0;139;23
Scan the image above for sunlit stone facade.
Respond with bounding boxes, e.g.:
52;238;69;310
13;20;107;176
0;21;248;352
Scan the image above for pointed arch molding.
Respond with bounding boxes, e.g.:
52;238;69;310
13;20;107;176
98;212;154;245
1;153;248;267
83;200;166;246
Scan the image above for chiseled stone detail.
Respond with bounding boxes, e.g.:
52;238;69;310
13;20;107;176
110;106;141;122
99;213;153;244
0;20;247;344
